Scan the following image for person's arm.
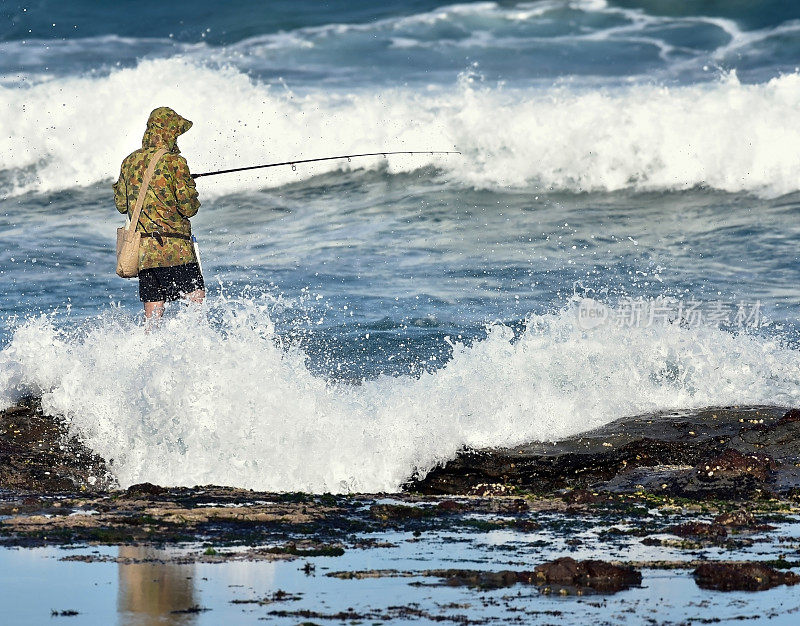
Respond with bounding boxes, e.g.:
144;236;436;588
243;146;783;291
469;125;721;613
167;154;200;218
112;165;128;214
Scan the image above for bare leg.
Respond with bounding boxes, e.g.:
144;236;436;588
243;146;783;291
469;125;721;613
144;301;165;329
185;289;205;304
142;291;203;330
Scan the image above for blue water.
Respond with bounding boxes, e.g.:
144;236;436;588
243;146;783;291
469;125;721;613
3;0;800;84
3;1;800;492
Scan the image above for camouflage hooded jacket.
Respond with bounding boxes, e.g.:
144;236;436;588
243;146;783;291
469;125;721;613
113;107;200;270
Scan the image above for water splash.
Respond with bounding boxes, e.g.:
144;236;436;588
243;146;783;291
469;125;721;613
2;295;799;492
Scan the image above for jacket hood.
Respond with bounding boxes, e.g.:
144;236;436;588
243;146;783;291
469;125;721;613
141;106;193;152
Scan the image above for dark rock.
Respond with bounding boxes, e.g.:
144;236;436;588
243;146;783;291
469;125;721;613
714;510;755;526
410;436;724;495
639;537;665;546
713;510;775;531
562;489;609;504
778;408;800;425
696;449;776;482
693;562;800;591
436;499;465;513
467;483;517;496
125;483;166;496
431;569;537;589
405;560;642;593
483;498;530;514
170;605;211;614
408;406;794;498
667;449;777;499
668;522;727;539
425;561;639;593
513;519;541;532
598;465;686;494
0;397;114;493
734;410;800;462
370;503;431;521
533;557;642;593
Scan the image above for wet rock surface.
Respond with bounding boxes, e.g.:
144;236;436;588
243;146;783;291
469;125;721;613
533;557;642;593
331;560;642;594
667;521;728;539
2;479;800;626
5;399;800;503
0;397;114;493
713;509;775;531
426;568;539;590
2;397;800;618
410;405;800;498
0;485;347;549
668;449;778;499
693;562;800;591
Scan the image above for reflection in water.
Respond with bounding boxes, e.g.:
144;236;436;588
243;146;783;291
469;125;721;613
117;547;197;625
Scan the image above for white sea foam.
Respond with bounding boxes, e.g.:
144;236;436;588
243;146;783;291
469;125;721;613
1;297;799;493
3;57;800;198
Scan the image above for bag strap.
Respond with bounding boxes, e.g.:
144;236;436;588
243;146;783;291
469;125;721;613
125;147;169;232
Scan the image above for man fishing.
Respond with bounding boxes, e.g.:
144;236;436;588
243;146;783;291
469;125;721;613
113;107;205;320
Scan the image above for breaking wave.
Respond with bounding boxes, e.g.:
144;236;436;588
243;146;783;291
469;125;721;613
2;296;799;493
3;58;800;198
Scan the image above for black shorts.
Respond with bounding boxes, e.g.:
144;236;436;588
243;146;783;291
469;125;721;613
138;263;205;302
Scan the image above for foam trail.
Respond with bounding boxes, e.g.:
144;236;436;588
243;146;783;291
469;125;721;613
1;297;799;493
3;58;800;198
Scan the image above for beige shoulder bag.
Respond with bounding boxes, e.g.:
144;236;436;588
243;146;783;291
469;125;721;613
116;147;169;278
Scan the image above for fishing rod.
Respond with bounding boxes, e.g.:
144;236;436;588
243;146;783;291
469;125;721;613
191;150;461;179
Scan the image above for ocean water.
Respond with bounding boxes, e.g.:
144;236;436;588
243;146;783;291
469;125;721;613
3;0;800;492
